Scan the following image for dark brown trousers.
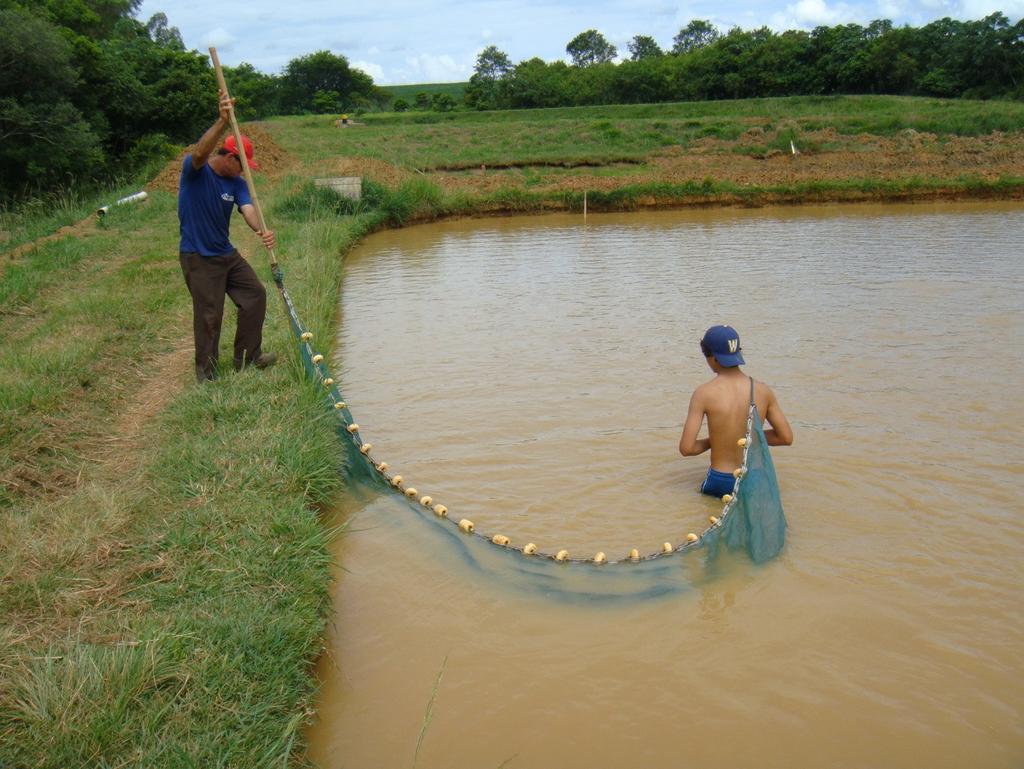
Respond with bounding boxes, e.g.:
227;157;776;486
179;250;267;381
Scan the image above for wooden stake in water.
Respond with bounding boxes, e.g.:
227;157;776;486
584;190;588;221
208;47;278;269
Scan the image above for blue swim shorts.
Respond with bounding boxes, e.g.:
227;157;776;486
700;468;735;498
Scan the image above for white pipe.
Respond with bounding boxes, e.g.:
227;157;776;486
97;190;148;216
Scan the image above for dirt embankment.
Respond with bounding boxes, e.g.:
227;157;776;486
147;123;296;195
333;127;1024;201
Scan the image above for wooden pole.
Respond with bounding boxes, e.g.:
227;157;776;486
208;47;277;269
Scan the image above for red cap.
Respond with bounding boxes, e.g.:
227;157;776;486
222;134;259;170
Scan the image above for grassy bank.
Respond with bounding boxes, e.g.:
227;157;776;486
2;94;1023;767
277;94;1024;170
0;178;369;766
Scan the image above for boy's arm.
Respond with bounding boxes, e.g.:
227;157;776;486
679;389;710;456
763;387;794;446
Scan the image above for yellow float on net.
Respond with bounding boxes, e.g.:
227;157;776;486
324;378;334;386
376;462;388;473
312;354;324;364
492;534;511;547
333;402;345;410
359;443;372;454
662;542;673;554
629;548;640;561
433;504;447;517
554;549;569;562
733;467;743;478
687;533;699;543
458;519;474;533
593;552;607;564
419;495;433;507
346;423;359;433
722;494;733;503
737;437;747;447
522;543;538;555
709;515;719;525
391;475;403;487
404;487;418;498
300;331;313;342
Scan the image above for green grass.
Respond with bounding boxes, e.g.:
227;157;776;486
380;81;467;103
0;182;357;766
271;95;1024;173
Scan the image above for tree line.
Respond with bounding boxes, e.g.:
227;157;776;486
465;14;1024;110
0;0;382;201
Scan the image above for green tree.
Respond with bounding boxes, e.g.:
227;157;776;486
0;0;219;200
673;20;720;54
506;58;571;107
392;98;410;112
14;0;142;39
413;92;431;110
0;9;104;197
281;50;375;113
145;12;183;49
811;23;870;93
431;93;456;112
465;45;513;109
566;29;617;67
473;45;513;79
627;35;663;60
611;57;673;102
312;89;340;113
223;62;281;120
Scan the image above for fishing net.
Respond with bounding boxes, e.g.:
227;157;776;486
273;267;787;574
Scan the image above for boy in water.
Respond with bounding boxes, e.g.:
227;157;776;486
679;325;793;496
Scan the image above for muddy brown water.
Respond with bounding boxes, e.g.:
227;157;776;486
305;202;1023;769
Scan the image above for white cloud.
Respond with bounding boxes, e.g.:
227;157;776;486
400;53;471;83
788;0;850;25
352;60;386;83
959;0;1024;16
203;27;236;50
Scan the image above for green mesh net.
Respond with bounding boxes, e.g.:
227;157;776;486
274;269;787;581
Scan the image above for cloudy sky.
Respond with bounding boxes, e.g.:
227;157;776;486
136;0;1023;84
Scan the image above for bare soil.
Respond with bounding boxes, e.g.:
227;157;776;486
147;123;297;195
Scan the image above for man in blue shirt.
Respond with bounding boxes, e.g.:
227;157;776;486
178;90;276;382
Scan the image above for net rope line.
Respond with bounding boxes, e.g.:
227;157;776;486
272;268;758;566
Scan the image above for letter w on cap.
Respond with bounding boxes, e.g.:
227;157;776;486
728;339;738;353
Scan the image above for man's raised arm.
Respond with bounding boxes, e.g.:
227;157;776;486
191;90;233;169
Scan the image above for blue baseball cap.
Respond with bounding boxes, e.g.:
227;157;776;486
700;325;745;367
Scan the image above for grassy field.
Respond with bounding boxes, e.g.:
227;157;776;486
348;94;1024;160
2;94;1023;767
380;81;467;103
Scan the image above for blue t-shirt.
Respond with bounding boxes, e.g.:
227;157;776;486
178;155;253;257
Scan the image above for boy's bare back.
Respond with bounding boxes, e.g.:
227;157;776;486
688;373;787;471
679;325;793;481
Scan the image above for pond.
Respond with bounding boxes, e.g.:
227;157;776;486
306;201;1023;769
